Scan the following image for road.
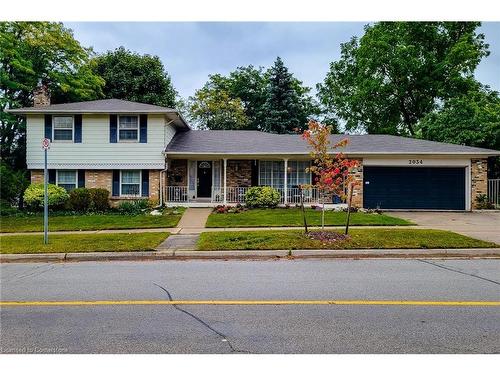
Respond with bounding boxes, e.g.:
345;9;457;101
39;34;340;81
1;259;499;353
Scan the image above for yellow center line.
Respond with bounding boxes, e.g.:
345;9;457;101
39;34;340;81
1;300;500;307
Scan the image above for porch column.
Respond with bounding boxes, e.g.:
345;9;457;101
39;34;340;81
283;158;288;204
223;158;227;205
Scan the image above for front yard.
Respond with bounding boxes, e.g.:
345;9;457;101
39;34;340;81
205;208;411;227
197;229;498;250
0;232;169;254
0;208;185;233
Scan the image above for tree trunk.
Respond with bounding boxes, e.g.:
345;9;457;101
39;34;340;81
300;187;308;234
345;184;354;235
321;192;325;230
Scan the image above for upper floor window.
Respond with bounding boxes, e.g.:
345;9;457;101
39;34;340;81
53;116;74;141
118;115;139;142
57;170;77;191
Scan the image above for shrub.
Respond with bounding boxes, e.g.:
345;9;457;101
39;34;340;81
475;194;494;209
0;200;19;216
68;188;92;212
117;199;151;215
244;186;281;208
23;183;69;211
0;162;29;207
89;188;110;212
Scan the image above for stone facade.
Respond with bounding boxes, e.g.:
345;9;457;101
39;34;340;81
167;159;188;187
348;158;363;208
227;160;252;187
471;158;488;209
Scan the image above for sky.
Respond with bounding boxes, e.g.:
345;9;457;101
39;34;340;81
66;22;500;100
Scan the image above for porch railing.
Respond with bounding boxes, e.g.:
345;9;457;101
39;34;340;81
165;185;324;205
166;186;188;203
488;179;500;208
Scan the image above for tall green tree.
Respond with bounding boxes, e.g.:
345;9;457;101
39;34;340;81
262;57;317;133
317;22;489;136
91;47;177;107
0;22;104;170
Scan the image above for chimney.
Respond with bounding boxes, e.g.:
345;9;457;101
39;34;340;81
33;82;51;107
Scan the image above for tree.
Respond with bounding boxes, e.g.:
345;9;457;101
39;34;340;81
302;120;359;231
263;57;316;134
317;22;489;136
0;22;104;170
188;85;249;130
91;47;177;107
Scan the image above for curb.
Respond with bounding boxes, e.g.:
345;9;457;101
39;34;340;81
1;248;499;263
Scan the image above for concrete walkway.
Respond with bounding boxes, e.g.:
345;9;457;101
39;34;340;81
176;207;212;228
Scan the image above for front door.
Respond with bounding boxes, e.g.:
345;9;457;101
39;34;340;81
197;161;212;198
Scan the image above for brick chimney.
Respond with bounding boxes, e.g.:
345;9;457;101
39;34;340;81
33;82;51;107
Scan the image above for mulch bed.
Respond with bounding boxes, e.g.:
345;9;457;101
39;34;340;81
306;231;350;243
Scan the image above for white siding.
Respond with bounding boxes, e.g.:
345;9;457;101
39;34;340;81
27;114;175;169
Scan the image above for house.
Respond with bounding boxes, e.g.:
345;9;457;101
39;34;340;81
9;92;500;211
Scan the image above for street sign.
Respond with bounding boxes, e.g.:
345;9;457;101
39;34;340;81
42;138;51;150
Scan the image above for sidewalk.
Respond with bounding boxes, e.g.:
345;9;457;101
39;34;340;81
1;248;499;263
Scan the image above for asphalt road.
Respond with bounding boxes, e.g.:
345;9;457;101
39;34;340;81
1;259;499;353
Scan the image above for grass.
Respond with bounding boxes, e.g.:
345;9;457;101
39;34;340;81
205;208;411;228
197;229;498;250
0;208;185;233
0;232;169;254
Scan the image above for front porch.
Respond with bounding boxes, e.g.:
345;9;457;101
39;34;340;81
163;158;328;207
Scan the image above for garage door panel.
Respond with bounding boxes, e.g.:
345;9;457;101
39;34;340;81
363;167;465;210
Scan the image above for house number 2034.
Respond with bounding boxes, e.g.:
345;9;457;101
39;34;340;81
408;159;423;165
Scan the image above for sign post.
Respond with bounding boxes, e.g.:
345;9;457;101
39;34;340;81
42;138;50;244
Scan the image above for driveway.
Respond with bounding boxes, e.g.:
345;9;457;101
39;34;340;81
390;211;500;244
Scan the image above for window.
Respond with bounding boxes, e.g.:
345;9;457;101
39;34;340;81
259;161;284;189
57;170;77;191
118;116;139;141
120;170;141;196
53;116;74;141
287;161;311;187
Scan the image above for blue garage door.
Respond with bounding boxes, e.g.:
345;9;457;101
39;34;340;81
364;167;466;210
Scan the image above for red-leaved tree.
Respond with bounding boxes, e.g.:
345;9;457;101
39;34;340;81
302;120;359;232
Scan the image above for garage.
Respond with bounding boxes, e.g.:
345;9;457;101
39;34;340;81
363;166;466;210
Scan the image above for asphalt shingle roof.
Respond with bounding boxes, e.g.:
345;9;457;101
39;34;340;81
165;130;500;155
8;99;177;113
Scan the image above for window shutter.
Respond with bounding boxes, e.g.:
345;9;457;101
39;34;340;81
44;115;52;140
139;114;147;143
78;170;85;188
74;114;82;143
48;170;56;184
112;170;120;196
141;170;149;197
109;115;117;143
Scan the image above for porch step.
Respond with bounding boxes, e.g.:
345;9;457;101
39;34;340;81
176;207;212;228
156;234;199;251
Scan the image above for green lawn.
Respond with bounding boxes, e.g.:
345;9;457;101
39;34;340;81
197;229;497;250
0;232;169;254
205;208;411;228
0;209;185;233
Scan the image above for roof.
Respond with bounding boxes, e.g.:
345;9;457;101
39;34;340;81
8;99;190;130
165;130;500;156
8;99;177;114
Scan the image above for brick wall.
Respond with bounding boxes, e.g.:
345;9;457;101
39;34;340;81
471;158;488;209
167;159;187;187
30;170;44;183
85;170;113;191
227;160;252;187
149;170;161;204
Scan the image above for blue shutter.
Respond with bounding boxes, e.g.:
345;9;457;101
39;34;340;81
112;170;120;196
48;170;56;184
139;114;147;143
74;115;82;143
141;170;149;197
78;170;85;188
110;115;117;143
44;115;52;140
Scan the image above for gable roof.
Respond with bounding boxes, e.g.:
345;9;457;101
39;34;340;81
165;130;500;156
8;99;177;114
8;99;190;130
